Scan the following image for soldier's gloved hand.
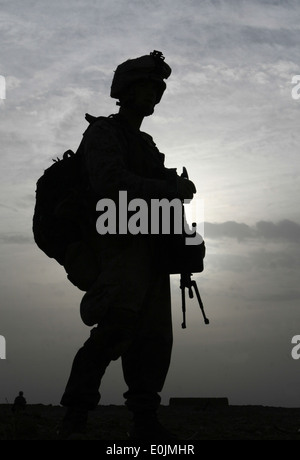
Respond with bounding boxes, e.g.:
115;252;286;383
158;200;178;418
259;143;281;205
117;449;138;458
176;176;197;200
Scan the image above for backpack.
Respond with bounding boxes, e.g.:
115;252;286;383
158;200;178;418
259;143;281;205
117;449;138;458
32;114;101;266
33;113;205;285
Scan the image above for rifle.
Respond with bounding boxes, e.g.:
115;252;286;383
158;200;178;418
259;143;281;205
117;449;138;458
180;272;209;328
179;167;209;329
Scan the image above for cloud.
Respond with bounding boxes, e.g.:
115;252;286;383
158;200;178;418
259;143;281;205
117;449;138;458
255;220;300;241
205;219;300;242
0;233;33;245
205;221;254;240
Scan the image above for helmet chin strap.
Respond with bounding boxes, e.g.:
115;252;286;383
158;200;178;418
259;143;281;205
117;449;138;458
119;99;155;117
118;85;156;116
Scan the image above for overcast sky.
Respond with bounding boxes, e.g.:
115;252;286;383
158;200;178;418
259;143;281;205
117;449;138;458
1;0;300;409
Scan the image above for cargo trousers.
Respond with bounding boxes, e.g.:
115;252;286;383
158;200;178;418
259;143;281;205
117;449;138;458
60;235;173;414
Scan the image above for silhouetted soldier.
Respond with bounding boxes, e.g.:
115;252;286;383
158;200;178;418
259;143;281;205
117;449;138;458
12;391;27;413
59;51;196;439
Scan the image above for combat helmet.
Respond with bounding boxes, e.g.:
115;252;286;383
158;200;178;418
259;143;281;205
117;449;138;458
110;50;171;105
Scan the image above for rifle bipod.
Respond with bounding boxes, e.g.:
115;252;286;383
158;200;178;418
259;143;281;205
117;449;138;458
180;273;209;328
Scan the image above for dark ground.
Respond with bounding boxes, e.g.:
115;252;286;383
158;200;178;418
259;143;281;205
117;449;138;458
1;402;300;441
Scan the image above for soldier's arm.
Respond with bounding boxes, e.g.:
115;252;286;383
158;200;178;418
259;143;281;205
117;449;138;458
84;121;181;201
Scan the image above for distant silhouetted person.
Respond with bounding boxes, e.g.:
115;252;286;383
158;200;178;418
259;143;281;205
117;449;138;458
12;391;27;413
59;50;196;440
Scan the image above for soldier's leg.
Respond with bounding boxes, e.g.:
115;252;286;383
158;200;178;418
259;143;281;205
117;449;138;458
121;270;174;438
60;307;140;409
59;237;156;435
